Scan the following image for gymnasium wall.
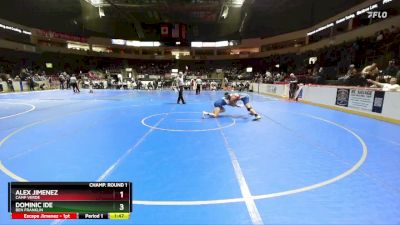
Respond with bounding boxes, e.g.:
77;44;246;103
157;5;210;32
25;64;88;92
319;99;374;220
0;81;49;92
251;83;400;124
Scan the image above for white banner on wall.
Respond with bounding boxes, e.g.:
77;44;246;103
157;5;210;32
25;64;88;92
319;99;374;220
254;83;288;97
348;89;375;111
149;75;160;79
335;88;385;113
251;83;399;122
266;85;277;94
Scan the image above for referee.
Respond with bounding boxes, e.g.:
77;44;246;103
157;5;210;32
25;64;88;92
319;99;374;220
195;77;202;95
177;72;186;104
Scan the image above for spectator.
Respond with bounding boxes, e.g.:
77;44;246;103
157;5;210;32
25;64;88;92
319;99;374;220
59;74;65;90
288;73;298;99
154;79;158;90
70;74;80;93
15;75;23;92
28;76;35;91
147;81;153;90
66;74;71;89
376;31;384;42
39;83;46;90
314;67;326;84
384;59;399;77
397;70;400;85
361;63;379;79
338;64;356;84
89;80;94;93
347;71;366;86
48;76;53;89
367;77;400;91
313;67;326;84
132;80;137;89
275;73;282;82
7;78;15;92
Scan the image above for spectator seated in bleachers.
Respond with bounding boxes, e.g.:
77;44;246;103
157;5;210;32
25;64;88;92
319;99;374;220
368;77;400;92
361;63;379;80
384;59;399;77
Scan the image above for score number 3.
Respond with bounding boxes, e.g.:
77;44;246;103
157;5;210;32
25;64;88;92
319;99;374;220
119;191;125;211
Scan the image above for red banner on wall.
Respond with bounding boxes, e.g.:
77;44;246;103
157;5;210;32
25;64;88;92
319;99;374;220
33;29;87;43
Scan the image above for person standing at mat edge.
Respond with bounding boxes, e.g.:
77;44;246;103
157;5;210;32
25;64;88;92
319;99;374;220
70;74;80;93
196;77;202;95
177;72;186;104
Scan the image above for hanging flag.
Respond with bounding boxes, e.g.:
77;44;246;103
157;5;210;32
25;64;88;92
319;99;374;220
171;24;179;38
180;24;187;40
160;24;169;37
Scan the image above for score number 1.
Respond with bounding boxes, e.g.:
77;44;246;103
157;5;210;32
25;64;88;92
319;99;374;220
118;190;126;211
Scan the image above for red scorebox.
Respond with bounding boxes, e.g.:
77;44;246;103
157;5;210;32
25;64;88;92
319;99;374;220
12;212;77;220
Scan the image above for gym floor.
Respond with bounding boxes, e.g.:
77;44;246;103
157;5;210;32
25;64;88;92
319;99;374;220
0;89;399;225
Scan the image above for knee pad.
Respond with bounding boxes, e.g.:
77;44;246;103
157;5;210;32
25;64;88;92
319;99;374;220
246;107;252;112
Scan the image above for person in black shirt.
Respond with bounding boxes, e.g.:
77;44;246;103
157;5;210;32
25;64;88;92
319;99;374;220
384;60;399;77
397;70;400;85
7;78;14;92
177;73;185;104
28;76;35;91
288;73;298;99
347;72;367;86
59;74;65;90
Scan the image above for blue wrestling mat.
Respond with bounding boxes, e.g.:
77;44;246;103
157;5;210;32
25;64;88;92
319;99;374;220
0;90;399;225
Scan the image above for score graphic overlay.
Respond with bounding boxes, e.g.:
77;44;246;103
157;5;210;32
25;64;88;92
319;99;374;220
8;182;132;220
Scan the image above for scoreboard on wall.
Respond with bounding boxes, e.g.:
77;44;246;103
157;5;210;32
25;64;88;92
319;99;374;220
8;182;132;220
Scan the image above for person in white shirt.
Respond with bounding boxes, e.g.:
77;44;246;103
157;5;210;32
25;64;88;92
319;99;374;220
210;81;217;91
195;77;202;95
69;75;80;93
223;77;229;89
367;78;400;92
191;79;196;91
275;73;282;82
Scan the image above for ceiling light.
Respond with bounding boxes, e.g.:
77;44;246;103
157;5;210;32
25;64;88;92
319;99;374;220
231;0;245;6
99;7;105;18
221;6;229;19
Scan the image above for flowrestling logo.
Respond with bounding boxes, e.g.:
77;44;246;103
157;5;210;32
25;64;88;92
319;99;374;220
367;11;388;19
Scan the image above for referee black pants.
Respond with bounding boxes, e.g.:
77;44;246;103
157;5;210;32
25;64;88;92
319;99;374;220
72;83;80;93
289;83;297;99
177;86;185;104
196;84;201;95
